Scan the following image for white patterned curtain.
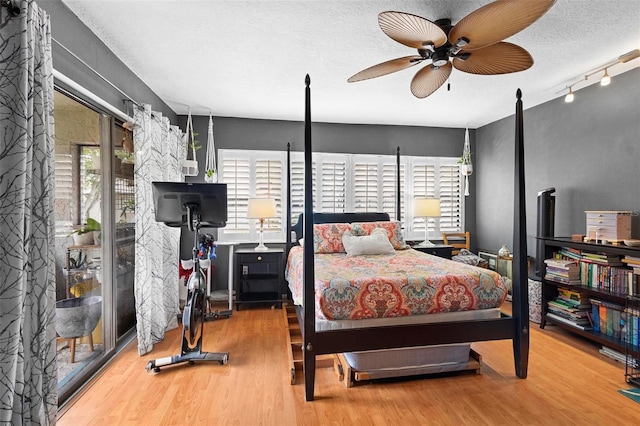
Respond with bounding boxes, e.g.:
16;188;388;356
133;105;185;355
0;1;57;423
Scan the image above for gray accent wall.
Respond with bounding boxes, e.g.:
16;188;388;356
476;68;640;265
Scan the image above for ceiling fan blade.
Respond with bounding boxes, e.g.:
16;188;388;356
410;62;452;99
348;56;423;83
449;0;556;51
378;11;447;49
453;42;533;75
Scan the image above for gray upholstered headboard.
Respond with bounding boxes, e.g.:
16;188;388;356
291;212;390;242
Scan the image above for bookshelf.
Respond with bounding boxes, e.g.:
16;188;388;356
540;237;640;359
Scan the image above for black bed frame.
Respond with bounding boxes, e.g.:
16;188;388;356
286;75;529;401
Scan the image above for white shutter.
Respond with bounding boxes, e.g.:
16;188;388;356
54;154;73;231
255;159;283;233
318;158;346;212
353;160;378;212
290;157;317;224
382;161;404;222
439;163;462;232
290;159;305;225
220;157;250;234
411;161;437;234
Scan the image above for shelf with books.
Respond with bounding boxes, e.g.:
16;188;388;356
540;237;640;359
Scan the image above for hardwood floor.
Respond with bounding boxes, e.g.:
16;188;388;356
58;303;640;425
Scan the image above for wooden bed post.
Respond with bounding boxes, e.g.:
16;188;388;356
396;146;401;222
512;88;529;378
303;74;317;401
286;143;292;253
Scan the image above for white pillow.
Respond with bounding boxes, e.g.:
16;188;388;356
298;238;304;247
342;228;395;256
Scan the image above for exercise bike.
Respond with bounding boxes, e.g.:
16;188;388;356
146;201;229;372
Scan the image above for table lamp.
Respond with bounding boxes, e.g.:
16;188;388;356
414;198;441;247
247;198;277;251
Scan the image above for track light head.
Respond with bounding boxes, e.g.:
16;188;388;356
565;88;574;103
600;69;611;86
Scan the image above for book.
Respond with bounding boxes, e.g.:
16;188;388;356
546;312;593;331
599;304;607;335
591;303;600;332
612;309;622;340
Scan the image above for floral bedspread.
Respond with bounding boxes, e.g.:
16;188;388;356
285;246;508;320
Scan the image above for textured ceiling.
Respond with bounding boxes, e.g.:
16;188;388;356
61;0;640;128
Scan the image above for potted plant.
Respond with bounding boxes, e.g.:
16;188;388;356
69;218;101;246
120;199;135;223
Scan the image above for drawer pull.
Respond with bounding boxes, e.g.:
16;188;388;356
257;256;262;261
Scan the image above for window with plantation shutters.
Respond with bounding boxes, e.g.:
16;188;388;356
405;157;463;241
218;150;284;242
218;149;462;244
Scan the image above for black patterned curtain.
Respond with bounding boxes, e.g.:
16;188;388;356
0;1;57;423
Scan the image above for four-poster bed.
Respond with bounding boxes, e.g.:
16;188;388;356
286;75;529;401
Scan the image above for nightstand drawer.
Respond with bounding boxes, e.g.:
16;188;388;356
412;244;453;259
236;251;281;264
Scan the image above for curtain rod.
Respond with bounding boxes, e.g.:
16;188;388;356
54;69;133;123
52;37;143;111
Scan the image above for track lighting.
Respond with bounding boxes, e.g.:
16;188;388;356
559;48;639;103
564;87;574;103
600;69;611;86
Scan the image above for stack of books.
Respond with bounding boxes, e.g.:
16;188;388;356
544;258;580;284
546;288;592;330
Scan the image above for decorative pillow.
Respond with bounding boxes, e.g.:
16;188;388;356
342;228;395;256
350;220;409;250
313;223;352;253
299;238;304;247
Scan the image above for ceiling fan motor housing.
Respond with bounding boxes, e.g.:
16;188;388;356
431;50;449;67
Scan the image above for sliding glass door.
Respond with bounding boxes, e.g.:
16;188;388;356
53;89;136;404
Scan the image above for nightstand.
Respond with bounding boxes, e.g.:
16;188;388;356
234;248;284;310
411;244;453;259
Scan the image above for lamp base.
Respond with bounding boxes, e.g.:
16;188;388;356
416;240;436;247
254;243;269;251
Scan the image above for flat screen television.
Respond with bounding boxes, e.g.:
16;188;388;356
152;182;227;228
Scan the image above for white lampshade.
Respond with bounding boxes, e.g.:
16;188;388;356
247;198;277;251
247;198;277;219
414;198;441;218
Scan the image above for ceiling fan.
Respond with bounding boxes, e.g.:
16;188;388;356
347;0;557;98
